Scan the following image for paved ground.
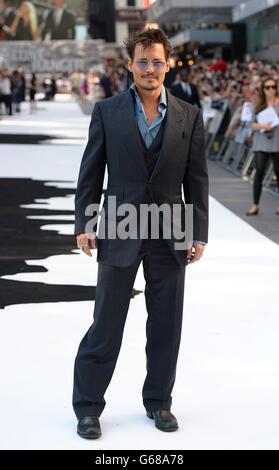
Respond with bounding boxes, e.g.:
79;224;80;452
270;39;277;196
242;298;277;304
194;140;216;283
0;97;279;450
207;159;279;245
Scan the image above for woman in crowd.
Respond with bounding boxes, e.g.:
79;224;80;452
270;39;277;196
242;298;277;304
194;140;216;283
29;72;37;113
5;1;40;41
246;77;279;216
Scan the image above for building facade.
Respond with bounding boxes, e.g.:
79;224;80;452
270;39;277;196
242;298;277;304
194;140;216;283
147;0;247;61
88;0;150;45
115;0;149;46
233;0;279;61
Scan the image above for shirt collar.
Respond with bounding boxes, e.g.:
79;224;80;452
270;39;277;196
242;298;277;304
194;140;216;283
129;82;167;111
55;8;64;15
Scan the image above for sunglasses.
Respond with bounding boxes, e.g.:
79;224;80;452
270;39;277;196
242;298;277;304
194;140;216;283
134;60;166;71
264;85;276;90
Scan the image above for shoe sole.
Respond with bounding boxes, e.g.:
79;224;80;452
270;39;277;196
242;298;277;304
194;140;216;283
77;430;102;439
146;412;178;432
154;424;178;432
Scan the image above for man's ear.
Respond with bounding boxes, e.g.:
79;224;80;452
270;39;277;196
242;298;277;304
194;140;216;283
166;60;170;73
127;58;133;73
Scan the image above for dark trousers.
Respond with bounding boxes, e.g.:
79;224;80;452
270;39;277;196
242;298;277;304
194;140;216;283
253;151;279;204
72;236;186;418
0;94;12;115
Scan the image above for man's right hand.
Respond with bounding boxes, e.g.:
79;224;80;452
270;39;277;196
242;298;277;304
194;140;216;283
76;233;97;257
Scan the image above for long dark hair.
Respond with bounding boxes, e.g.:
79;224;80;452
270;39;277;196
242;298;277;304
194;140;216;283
255;76;279;114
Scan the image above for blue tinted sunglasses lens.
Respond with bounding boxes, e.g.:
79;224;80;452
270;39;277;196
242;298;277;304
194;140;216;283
137;61;164;70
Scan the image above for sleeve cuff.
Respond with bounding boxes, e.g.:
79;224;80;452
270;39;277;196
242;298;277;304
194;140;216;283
193;240;206;245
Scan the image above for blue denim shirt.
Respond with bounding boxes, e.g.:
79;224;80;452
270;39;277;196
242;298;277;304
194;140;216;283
129;82;206;246
129;82;167;149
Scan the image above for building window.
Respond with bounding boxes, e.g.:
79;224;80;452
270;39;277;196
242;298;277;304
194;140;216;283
127;0;136;6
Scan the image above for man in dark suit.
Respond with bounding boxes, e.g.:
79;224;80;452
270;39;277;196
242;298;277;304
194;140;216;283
72;28;208;439
171;68;201;108
42;0;75;40
0;0;15;40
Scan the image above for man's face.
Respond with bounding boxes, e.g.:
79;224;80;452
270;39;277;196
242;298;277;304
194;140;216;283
53;0;64;9
128;43;170;92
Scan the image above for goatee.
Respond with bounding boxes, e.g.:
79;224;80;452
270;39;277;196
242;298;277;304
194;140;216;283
142;85;158;91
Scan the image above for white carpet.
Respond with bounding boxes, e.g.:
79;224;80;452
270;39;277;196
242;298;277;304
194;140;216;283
1;99;279;450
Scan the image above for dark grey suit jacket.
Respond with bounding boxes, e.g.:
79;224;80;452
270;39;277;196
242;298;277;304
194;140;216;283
74;88;209;267
42;9;75;40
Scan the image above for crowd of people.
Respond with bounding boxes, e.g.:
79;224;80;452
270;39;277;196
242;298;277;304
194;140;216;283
69;65;131;102
186;59;279;215
0;67;62;116
69;59;279;114
0;67;26;115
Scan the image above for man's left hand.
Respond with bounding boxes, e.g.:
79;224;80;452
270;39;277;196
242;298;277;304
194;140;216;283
187;243;205;264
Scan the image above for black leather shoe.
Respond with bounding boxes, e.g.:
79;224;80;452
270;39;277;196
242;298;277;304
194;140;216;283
146;410;178;432
77;416;102;439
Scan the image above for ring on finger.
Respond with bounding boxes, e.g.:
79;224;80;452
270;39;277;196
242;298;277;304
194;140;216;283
78;243;89;249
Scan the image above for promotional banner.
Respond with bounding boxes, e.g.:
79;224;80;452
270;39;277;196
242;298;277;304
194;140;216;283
0;0;88;41
0;38;106;71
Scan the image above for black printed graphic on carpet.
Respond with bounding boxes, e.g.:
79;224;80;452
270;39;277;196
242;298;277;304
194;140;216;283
0;178;141;309
0;134;80;145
